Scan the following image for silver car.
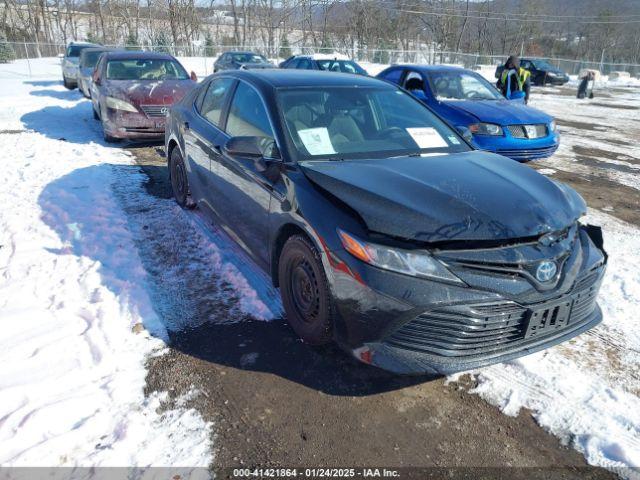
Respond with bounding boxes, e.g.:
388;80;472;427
62;42;99;89
77;47;114;98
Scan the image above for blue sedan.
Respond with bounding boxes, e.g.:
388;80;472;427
377;65;559;162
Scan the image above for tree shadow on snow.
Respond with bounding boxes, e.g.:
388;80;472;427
24;80;61;87
30;88;83;101
21;102;163;148
39;164;431;396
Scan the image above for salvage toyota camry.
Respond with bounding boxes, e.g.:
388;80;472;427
165;70;607;375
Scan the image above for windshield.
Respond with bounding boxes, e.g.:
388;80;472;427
231;53;267;64
316;60;366;75
532;60;555;70
66;45;92;58
429;71;503;101
106;59;189;80
81;50;106;68
279;86;470;161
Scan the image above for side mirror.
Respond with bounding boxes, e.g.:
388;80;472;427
190;71;198;82
223;136;281;172
456;126;473;143
508;90;526;103
57;53;64;59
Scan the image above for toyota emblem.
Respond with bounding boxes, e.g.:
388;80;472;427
536;261;557;282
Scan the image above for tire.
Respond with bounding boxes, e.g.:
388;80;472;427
169;147;195;209
63;76;74;90
103;131;119;143
278;235;334;345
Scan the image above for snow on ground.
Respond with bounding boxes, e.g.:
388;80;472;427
2;57;640;475
0;71;275;467
449;85;640;479
450;209;640;480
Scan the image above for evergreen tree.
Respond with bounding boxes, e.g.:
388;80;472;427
0;32;15;63
86;31;101;44
125;32;139;50
153;32;171;53
279;33;292;59
373;40;390;64
205;32;215;57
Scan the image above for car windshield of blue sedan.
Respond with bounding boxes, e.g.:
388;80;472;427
106;59;189;80
279;87;470;160
430;72;503;101
316;60;367;75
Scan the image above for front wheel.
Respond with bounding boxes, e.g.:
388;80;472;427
63;76;74;90
169;147;195;209
278;235;334;345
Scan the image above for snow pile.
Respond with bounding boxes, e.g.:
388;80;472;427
450;210;640;479
0;79;215;466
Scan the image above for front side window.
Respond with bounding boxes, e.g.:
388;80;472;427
380;68;403;84
278;86;469;161
316;60;366;75
199;77;234;126
429;71;503;101
106;59;189;81
226;82;274;139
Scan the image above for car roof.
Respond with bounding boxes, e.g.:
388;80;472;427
68;41;100;47
216;69;391;90
102;50;177;61
224;51;262;55
80;47;116;55
387;64;472;74
293;53;352;61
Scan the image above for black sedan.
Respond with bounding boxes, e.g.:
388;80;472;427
165;70;607;375
495;58;570;86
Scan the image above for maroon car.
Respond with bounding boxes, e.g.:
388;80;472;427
91;51;197;142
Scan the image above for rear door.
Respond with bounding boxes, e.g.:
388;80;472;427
186;76;236;211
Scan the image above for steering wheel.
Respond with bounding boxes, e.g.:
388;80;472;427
465;90;483;100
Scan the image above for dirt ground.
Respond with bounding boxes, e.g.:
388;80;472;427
125;83;640;479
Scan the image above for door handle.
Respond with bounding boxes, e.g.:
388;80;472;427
183;121;190;130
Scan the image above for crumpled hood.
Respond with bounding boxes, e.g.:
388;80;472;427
301;151;585;243
108;79;196;105
443;99;552;125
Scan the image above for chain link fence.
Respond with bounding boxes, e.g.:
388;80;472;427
1;41;639;79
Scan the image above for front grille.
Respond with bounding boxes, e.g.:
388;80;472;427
496;144;558;161
140;105;169;118
506;124;548;139
384;272;601;358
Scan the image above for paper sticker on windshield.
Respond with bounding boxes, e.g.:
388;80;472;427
407;127;448;149
298;128;336;155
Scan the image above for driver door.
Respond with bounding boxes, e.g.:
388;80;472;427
209;80;277;268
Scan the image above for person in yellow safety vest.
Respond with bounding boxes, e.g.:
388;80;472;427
497;55;531;104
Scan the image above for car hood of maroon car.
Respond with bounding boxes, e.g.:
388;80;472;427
106;79;196;106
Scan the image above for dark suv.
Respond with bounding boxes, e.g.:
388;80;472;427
495;58;570;86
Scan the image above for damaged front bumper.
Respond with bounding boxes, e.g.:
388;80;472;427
102;107;166;140
326;223;607;375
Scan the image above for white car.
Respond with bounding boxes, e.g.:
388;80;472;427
61;42;100;89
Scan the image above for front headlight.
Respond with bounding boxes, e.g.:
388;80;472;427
338;229;464;284
469;123;503;136
550;120;557;132
106;96;138;113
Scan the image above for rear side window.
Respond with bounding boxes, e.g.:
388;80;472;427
199;77;234;126
297;58;312;70
226;82;274;139
380;68;403;84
